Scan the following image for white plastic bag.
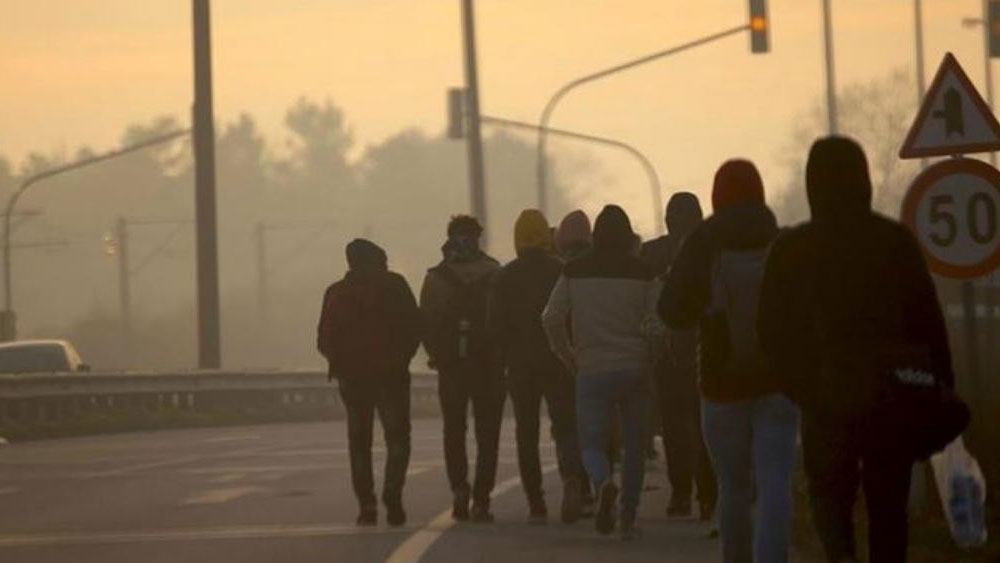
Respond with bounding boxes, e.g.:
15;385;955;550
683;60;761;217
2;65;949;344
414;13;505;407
930;437;989;549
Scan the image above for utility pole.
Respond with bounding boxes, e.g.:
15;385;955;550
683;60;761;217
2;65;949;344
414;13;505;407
983;0;997;167
255;222;269;324
115;217;132;348
193;0;221;369
822;0;839;134
460;0;488;241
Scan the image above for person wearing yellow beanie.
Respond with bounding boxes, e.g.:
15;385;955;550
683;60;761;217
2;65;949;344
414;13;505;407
489;209;587;524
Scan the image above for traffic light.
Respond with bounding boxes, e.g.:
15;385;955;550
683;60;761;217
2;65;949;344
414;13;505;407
749;0;769;54
447;88;466;139
990;0;1000;58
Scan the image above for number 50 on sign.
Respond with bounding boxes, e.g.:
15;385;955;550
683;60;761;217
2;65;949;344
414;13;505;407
902;158;1000;279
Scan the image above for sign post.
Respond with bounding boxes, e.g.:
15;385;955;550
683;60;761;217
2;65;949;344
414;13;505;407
900;52;1000;400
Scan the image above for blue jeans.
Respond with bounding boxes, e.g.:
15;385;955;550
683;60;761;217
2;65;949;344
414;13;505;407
576;369;649;520
702;393;799;563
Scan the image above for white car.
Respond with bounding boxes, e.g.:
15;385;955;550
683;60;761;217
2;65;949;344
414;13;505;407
0;340;89;374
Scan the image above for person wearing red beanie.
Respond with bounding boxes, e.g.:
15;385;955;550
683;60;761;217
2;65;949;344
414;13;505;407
661;159;798;562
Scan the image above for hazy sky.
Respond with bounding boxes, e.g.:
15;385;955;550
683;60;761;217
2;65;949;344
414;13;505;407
0;0;987;234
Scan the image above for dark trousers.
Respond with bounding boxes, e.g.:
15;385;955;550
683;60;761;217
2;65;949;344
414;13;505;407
508;363;585;501
802;412;913;563
438;364;506;505
339;373;411;508
655;356;717;509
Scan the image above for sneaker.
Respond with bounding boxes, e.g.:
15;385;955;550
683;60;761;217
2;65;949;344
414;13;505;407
620;517;641;541
385;502;407;527
452;487;470;521
528;497;548;522
595;481;619;535
356;505;377;527
470;501;495;523
666;496;692;518
561;478;583;524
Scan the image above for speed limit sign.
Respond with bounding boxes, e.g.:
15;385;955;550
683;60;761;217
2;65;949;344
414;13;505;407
902;158;1000;279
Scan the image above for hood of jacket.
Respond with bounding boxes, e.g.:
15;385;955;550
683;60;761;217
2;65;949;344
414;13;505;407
665;192;704;239
514;209;552;254
555;210;592;255
592;205;635;255
345;238;388;272
806;136;873;223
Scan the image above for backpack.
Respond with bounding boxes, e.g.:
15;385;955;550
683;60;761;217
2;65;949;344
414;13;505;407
322;276;396;380
431;266;493;367
704;248;770;379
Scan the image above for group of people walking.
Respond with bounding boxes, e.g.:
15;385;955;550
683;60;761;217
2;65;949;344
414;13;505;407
317;135;958;562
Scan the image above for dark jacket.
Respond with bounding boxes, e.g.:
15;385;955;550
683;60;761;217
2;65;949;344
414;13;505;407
660;202;779;401
420;251;501;370
317;269;422;382
489;247;565;377
758;137;953;412
641;192;704;278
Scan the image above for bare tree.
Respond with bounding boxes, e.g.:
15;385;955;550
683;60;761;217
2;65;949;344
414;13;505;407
775;69;920;224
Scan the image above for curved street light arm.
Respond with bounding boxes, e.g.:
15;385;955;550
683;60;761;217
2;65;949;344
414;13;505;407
2;129;190;327
535;23;750;215
483;115;663;235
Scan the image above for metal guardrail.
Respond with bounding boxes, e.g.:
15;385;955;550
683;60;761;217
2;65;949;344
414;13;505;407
0;370;440;437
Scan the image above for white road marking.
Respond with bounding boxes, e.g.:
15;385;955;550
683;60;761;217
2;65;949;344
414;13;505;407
183;462;442;475
203;435;261;444
209;472;248;484
180;486;266;505
384;464;558;563
0;523;416;547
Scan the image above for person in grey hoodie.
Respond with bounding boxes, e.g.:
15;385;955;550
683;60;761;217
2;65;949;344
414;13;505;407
543;205;660;540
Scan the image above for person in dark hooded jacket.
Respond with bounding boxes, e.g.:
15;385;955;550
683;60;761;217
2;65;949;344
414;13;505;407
661;160;799;563
420;215;504;523
758;136;954;563
640;192;717;520
543;205;660;540
317;239;421;527
489;209;587;523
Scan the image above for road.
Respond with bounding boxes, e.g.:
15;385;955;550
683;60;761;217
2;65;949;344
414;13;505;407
0;420;773;563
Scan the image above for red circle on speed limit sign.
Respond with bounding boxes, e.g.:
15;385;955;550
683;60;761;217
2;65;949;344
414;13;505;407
902;158;1000;279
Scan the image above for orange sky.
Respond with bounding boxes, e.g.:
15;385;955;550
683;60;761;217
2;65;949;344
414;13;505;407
0;0;988;234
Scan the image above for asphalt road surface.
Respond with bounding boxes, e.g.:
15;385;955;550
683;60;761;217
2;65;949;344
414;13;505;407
0;420;795;563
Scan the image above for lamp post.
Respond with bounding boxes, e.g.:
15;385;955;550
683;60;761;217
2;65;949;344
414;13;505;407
0;129;189;342
822;0;839;134
535;24;751;217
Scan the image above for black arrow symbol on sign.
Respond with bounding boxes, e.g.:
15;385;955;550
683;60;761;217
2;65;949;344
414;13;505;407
932;87;965;137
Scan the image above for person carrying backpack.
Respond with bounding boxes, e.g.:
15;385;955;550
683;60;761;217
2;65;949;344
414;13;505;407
543;205;661;540
661;160;799;563
317;239;421;527
489;209;587;523
641;192;717;521
420;215;504;523
758;137;961;563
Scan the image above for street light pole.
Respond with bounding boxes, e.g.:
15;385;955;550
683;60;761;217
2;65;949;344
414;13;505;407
255;222;269;325
0;129;188;342
482;115;663;236
822;0;839;134
460;0;488;240
983;0;997;167
192;0;221;369
535;24;750;217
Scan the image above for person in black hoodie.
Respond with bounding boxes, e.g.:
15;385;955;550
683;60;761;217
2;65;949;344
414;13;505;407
662;160;799;562
420;216;505;523
758;137;954;563
317;239;422;527
489;209;587;523
641;192;717;520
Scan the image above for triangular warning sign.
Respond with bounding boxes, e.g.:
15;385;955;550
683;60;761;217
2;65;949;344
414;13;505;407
900;53;1000;159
